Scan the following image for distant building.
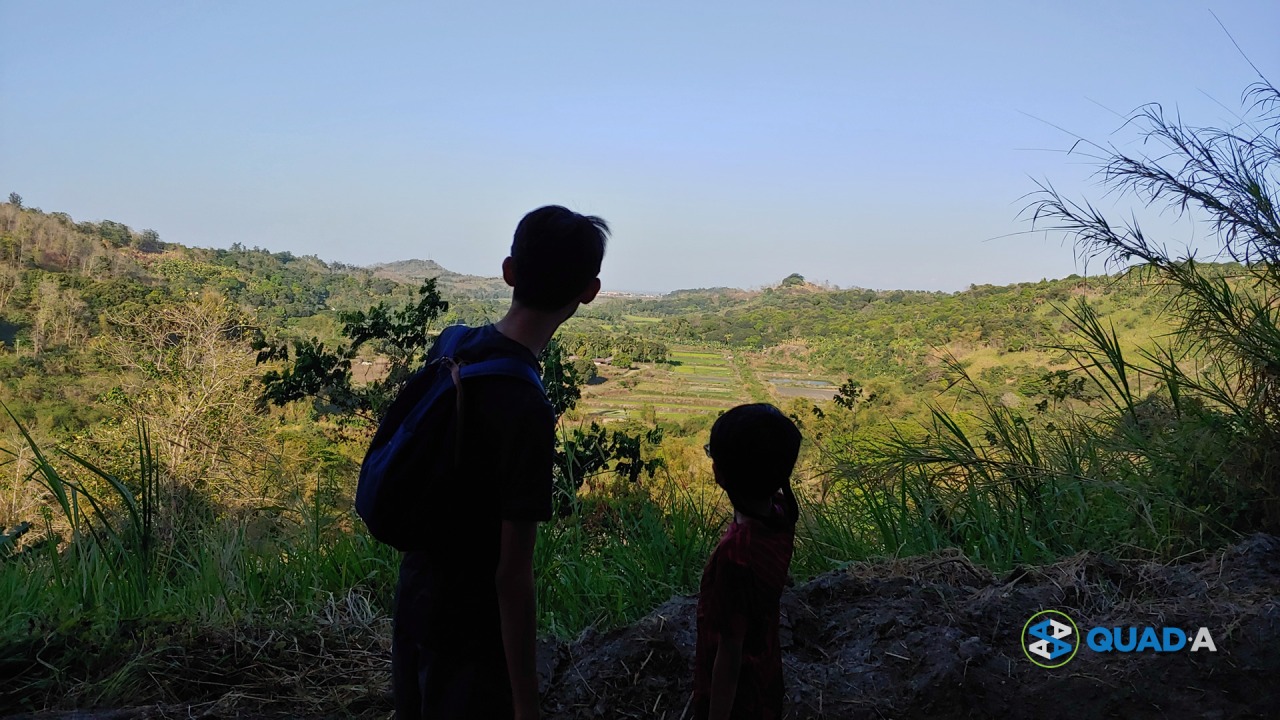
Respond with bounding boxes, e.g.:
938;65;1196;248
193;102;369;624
597;290;660;299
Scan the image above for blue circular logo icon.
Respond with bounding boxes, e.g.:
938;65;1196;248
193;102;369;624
1022;610;1079;668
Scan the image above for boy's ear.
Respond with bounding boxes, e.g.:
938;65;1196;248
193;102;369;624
578;277;601;305
501;256;517;288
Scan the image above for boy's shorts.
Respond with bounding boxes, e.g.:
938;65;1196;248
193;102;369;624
391;564;514;720
391;632;514;720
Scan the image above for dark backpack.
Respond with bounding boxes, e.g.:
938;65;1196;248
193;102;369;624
355;325;545;550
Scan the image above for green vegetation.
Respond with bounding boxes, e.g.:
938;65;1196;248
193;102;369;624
0;79;1276;715
821;79;1280;566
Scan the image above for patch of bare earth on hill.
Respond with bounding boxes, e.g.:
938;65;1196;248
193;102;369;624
542;534;1279;719
7;535;1279;719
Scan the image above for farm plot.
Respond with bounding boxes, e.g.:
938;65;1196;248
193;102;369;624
577;347;750;421
766;376;837;400
576;345;841;421
745;348;839;401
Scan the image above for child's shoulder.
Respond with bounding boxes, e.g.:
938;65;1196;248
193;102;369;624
718;517;792;561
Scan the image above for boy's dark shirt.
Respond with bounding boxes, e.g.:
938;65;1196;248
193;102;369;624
393;324;555;714
692;500;795;720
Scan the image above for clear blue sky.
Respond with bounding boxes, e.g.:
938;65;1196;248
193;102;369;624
1;1;1275;292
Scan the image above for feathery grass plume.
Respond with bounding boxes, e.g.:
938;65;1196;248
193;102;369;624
1028;78;1279;536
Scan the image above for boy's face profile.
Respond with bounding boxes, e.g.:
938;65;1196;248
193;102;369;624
708;458;729;495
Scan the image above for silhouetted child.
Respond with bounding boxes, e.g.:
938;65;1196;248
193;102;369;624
693;403;801;720
392;206;609;719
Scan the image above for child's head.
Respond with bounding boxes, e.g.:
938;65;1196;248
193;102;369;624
505;205;610;313
707;403;801;516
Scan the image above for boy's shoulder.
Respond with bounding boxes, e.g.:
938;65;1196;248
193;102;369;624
450;324;536;364
447;324;551;407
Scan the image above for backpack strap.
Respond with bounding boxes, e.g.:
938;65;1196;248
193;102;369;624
429;326;542;389
433;330;546;468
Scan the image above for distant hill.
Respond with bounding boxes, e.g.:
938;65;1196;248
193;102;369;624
775;272;829;293
370;259;511;299
581;266;1191;393
0;198;1202;434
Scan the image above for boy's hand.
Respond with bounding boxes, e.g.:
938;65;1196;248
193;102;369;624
497;519;540;719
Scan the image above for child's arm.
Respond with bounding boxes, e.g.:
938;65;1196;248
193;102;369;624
708;630;745;720
497;519;540;720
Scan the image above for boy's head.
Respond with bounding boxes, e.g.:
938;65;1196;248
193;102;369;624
707;403;802;509
503;205;609;313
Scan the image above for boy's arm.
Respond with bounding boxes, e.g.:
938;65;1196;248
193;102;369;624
708;631;745;720
496;518;540;720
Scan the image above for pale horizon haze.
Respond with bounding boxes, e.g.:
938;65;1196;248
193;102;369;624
1;1;1276;293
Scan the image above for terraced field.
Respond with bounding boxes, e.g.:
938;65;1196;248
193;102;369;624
577;347;751;422
752;351;838;401
576;345;837;422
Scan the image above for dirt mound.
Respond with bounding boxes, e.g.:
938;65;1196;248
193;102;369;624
8;536;1278;719
541;535;1280;719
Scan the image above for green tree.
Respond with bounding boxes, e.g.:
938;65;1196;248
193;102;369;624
257;278;665;514
0;266;18;314
135;229;162;252
98;290;266;516
570;357;598;383
257;279;450;420
833;378;875;410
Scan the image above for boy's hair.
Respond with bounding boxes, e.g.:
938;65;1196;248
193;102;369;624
708;403;802;522
510;205;610;311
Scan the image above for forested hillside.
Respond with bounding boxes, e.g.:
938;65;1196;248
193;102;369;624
0;197;1179;437
0;201;522;431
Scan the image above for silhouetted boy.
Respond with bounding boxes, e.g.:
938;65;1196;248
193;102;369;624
694;403;801;720
392;206;609;720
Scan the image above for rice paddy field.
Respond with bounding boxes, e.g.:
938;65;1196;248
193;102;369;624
576;343;837;422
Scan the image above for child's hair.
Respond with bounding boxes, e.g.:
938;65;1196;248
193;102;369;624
707;403;801;525
510;205;610;311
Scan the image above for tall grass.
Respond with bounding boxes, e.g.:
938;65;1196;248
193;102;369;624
0;407;876;708
0;407;400;614
813;283;1276;571
536;482;721;636
819;79;1280;566
817;351;1185;570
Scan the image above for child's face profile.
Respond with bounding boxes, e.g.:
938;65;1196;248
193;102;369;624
706;447;745;499
705;443;723;489
711;462;730;495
